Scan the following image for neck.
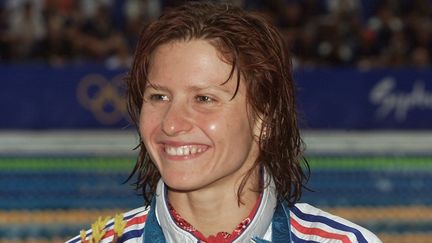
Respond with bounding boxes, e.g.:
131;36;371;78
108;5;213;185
167;168;260;237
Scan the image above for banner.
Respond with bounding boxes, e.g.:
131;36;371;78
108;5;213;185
1;64;431;129
296;68;432;129
1;64;129;129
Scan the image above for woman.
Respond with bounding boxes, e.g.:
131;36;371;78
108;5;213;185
69;2;381;243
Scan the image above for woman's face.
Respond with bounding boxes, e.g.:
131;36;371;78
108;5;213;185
139;40;260;193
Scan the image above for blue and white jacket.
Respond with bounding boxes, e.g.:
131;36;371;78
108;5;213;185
67;179;381;243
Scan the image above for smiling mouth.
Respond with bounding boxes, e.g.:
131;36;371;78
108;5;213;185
164;145;208;156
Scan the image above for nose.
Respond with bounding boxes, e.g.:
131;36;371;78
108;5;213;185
161;102;193;136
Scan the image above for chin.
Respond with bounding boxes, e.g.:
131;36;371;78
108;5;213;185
165;181;202;193
163;174;215;193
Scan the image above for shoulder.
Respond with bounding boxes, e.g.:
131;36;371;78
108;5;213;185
289;203;382;243
66;206;150;243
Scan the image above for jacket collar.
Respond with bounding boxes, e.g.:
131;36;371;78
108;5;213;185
149;172;278;243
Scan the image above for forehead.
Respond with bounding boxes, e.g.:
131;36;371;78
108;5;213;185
147;40;240;91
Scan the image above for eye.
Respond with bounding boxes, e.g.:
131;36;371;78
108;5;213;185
148;94;169;102
195;95;215;103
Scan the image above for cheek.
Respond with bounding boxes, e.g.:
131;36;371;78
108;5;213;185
139;108;161;138
197;115;225;141
208;123;217;131
139;111;162;161
204;115;251;142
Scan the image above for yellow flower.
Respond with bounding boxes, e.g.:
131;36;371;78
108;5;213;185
113;213;127;236
80;229;87;242
89;216;109;243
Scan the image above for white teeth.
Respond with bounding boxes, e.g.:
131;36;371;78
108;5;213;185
176;147;183;156
184;147;190;155
167;147;176;155
165;145;205;156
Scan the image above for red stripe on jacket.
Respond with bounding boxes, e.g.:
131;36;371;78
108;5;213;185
290;216;352;243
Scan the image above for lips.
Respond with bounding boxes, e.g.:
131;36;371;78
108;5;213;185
163;144;209;157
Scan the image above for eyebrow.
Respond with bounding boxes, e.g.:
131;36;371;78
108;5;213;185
145;82;233;95
189;84;233;95
145;83;169;91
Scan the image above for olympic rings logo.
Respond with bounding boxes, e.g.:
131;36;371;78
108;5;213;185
77;74;130;125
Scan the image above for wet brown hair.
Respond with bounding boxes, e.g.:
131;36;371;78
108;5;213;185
126;1;309;207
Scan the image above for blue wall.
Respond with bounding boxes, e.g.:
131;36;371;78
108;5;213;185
1;64;432;129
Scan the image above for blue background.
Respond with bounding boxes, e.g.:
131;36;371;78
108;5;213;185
2;64;432;129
